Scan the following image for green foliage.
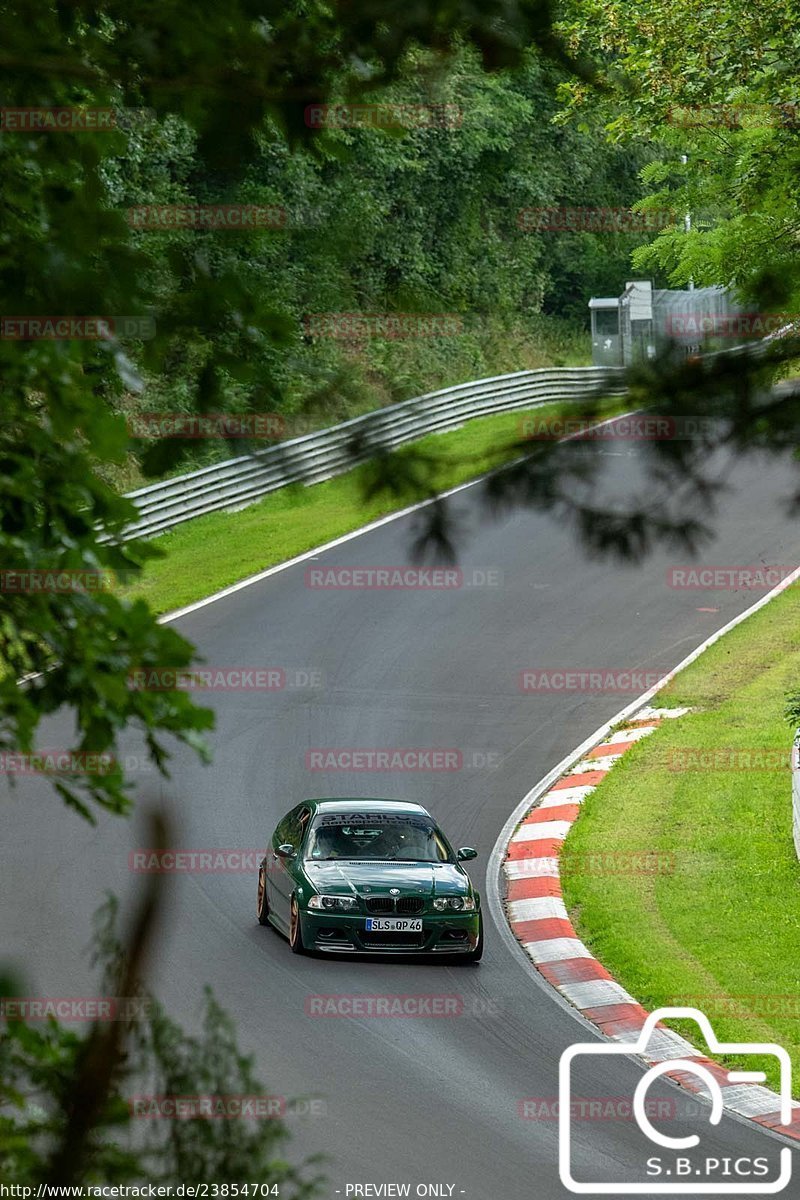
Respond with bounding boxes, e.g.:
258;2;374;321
105;46;647;480
0;900;320;1191
0;982;139;1184
0;411;215;819
557;0;800;308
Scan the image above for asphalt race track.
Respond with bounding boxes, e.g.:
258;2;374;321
3;422;800;1198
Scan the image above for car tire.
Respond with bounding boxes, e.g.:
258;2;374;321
458;913;483;963
257;861;270;926
289;894;306;954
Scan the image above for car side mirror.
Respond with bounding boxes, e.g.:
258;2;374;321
276;843;296;859
457;847;478;861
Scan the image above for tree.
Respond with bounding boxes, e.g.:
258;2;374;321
556;0;800;307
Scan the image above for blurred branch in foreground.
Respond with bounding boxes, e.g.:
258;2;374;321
0;809;322;1193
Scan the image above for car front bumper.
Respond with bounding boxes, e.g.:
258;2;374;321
299;908;481;954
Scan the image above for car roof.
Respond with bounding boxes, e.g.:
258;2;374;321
307;797;431;817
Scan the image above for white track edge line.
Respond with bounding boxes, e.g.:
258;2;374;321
486;562;800;1144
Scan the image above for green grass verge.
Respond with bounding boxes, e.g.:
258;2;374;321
123;397;626;615
562;582;800;1092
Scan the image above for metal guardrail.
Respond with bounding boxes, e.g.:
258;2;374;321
120;365;626;540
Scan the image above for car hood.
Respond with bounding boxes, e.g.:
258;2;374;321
303;860;471;897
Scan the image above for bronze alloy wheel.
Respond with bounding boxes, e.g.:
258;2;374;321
289;895;305;954
257;868;270;925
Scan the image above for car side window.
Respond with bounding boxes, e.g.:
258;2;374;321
273;810;294;849
275;804;312;851
286;805;311;849
433;831;450;861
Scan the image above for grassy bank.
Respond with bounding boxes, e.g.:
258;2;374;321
123;396;623;615
562;582;800;1092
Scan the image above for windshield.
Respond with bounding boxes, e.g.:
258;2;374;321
306;812;452;862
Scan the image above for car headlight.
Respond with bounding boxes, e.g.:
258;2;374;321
433;896;475;911
307;894;358;911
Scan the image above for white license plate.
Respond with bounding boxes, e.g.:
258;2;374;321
365;917;423;932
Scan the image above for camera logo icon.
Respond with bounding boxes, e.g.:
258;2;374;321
559;1007;793;1194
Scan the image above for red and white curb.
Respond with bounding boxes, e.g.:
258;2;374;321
502;703;800;1143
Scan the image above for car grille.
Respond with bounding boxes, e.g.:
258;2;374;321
364;896;425;915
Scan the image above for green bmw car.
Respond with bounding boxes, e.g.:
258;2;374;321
257;798;483;961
